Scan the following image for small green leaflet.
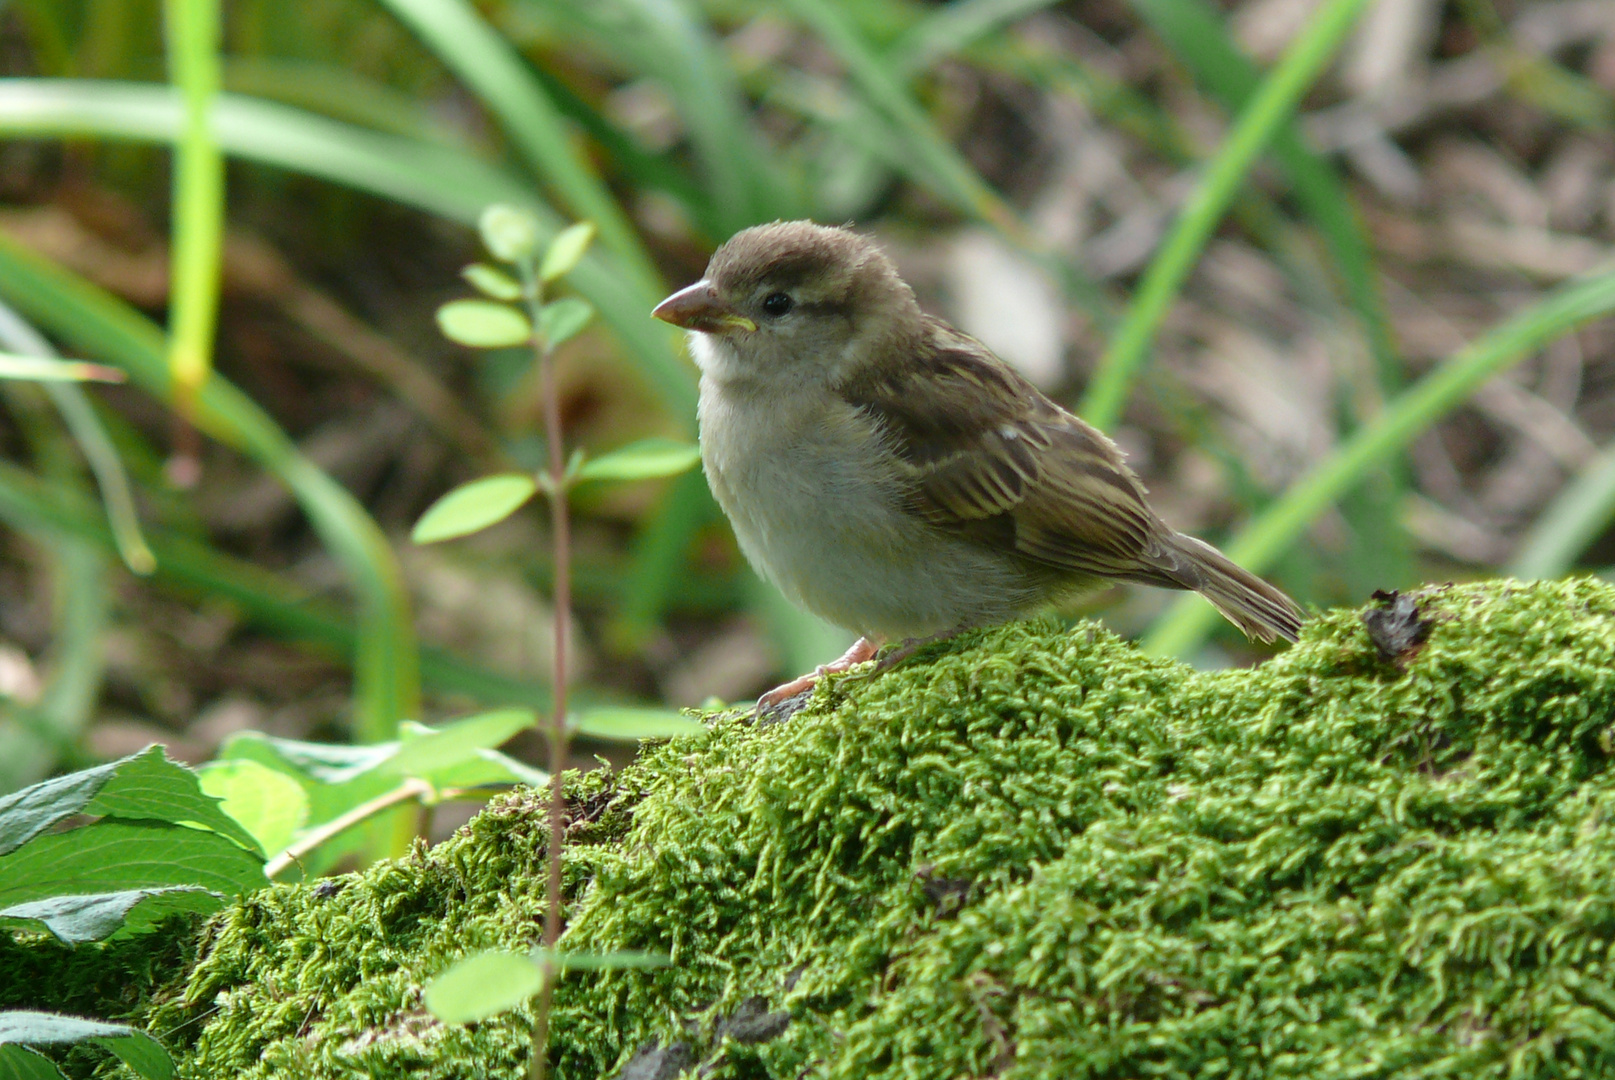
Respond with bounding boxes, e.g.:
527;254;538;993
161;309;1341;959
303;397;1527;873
387;710;536;780
571;708;705;741
413;474;538;543
539;222;596;282
436;300;532;349
478;205;540;262
574;439;701;484
538;298;594;347
424;951;543;1023
461;263;522;301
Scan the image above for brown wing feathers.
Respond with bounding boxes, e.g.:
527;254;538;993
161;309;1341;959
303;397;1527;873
838;318;1304;642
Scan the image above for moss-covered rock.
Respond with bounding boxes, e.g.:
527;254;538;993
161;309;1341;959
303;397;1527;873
62;579;1615;1076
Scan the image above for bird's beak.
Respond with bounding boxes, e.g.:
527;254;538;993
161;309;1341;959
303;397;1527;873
651;280;757;334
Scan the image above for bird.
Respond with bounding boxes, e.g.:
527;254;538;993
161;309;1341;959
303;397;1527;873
652;220;1303;708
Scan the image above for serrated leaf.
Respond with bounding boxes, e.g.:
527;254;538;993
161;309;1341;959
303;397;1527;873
436;300;532;349
0;746;259;858
198;761;309;856
478;205;539;262
461;264;522;301
424;951;543;1023
413;474;538;544
0;887;222;945
539;222;596;282
574;439;701;484
570;708;705;741
0;819;268;909
388;710;536;783
538;298;594;347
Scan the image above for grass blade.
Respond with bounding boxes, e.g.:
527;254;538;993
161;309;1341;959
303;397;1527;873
0;301;154;576
1142;268;1615;655
162;0;225;411
1510;444;1615;580
1127;0;1400;392
0;79;696;422
779;0;1025;241
375;0;663;299
0;229;419;744
0;457;550;710
1079;0;1373;431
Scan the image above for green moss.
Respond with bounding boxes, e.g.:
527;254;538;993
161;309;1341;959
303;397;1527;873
114;580;1615;1076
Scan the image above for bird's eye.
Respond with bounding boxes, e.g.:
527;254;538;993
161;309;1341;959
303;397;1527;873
761;292;794;317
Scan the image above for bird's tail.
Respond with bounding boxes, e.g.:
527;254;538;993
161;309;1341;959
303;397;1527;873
1144;533;1304;643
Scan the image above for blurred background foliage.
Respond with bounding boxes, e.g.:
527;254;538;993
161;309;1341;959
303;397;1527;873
0;0;1613;816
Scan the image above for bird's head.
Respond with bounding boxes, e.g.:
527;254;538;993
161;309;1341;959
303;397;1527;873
652;220;920;388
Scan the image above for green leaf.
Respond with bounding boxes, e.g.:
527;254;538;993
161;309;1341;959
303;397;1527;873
539;222;596;282
0;887;223;945
574;439;701;484
0;1044;63;1080
0;1012;173;1080
0;819;268;909
0;746;259;858
478;204;541;262
436;299;532;349
412;474;538;544
197;760;309;856
0;352;124;383
387;710;536;782
424;951;544;1023
461;263;522;301
537;297;594;347
570;707;705;741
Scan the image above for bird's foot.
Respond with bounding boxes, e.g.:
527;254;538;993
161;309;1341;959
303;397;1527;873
755;636;881;714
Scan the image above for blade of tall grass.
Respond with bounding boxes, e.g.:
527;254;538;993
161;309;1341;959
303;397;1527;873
767;2;1110;319
163;0;226;411
1510;444;1615;580
0;80;531;220
0;458;551;711
888;0;1063;76
0;300;155;575
0;541;107;792
0;79;697;420
1079;0;1373;431
1142;267;1615;656
534;0;797;233
778;0;1024;242
223;57;472;144
0;311;117;791
375;0;663;299
0;230;419;743
1127;0;1400;392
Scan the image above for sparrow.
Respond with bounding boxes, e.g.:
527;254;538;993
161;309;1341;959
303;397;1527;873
653;221;1303;708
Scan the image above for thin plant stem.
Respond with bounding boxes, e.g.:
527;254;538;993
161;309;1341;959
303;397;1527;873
525;273;571;1080
529;973;556;1080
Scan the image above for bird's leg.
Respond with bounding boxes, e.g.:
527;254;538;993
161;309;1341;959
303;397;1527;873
756;636;882;710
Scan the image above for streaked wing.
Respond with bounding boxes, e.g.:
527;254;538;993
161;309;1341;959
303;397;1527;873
838;317;1162;577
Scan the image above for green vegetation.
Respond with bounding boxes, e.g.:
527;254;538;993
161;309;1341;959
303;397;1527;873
5;577;1609;1077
